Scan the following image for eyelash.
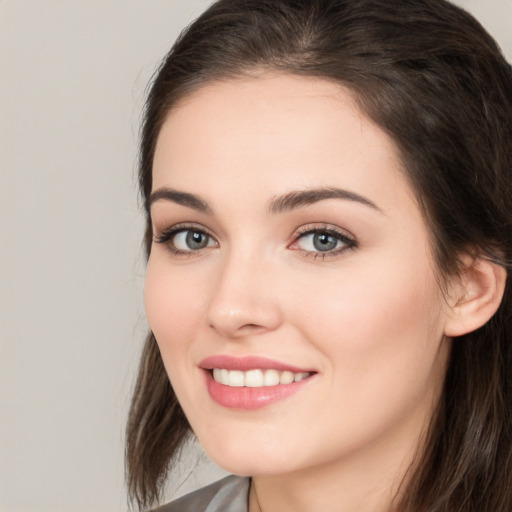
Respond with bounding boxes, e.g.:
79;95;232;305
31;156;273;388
153;223;357;259
154;223;217;257
290;224;357;260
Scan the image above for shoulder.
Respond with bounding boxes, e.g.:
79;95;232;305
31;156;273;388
152;475;250;512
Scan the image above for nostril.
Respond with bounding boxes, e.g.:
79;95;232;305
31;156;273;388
209;322;264;333
239;323;268;335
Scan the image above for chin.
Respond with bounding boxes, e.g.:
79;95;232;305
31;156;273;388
204;452;293;478
195;426;301;477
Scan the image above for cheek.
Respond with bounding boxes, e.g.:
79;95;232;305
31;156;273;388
144;254;205;357
282;260;447;459
294;252;445;396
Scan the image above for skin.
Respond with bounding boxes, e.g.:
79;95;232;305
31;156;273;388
145;74;454;512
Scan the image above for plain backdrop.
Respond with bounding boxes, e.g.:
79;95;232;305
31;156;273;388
1;1;511;511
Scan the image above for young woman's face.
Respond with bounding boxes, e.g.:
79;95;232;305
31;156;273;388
145;74;452;478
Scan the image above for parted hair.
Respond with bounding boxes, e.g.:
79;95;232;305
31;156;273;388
126;1;512;510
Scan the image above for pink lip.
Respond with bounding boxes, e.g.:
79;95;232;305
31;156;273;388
199;355;313;373
199;355;316;410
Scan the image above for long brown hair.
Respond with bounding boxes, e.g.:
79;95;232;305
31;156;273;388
126;1;512;510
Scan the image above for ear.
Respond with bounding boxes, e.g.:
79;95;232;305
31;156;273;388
444;255;507;337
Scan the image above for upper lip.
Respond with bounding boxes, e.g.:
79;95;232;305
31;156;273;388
199;355;315;373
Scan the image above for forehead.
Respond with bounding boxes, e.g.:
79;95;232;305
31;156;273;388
152;73;417;218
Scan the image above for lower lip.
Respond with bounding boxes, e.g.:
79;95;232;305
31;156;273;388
204;370;313;410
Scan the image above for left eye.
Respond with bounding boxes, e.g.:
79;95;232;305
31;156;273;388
294;230;353;253
172;229;215;251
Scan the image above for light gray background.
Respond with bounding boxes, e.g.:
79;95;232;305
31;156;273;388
1;1;511;511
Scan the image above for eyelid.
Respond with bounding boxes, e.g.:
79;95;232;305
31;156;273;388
153;222;218;255
153;221;356;259
288;223;357;258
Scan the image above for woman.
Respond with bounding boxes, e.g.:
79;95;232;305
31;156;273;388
126;0;512;511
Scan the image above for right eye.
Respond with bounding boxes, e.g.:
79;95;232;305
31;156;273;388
155;226;217;254
173;229;214;251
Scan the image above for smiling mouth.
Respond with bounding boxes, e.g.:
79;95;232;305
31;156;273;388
211;368;311;387
201;355;316;408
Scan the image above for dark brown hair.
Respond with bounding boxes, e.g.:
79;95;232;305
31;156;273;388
126;1;512;510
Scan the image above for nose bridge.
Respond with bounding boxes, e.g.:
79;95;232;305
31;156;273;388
206;244;282;338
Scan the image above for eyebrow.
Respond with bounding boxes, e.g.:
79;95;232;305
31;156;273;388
149;186;382;215
149;187;212;214
268;187;382;214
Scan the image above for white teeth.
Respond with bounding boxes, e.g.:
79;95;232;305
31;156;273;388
212;368;311;387
294;372;309;382
228;370;245;387
245;369;264;387
263;369;280;386
279;371;294;384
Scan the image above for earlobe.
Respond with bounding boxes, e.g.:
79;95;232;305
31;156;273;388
444;255;507;337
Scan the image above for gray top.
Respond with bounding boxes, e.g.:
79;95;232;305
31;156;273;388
153;475;250;512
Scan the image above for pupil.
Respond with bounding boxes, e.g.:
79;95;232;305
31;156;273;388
186;230;207;249
313;233;337;251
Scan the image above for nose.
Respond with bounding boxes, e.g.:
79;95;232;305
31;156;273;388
206;251;283;339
